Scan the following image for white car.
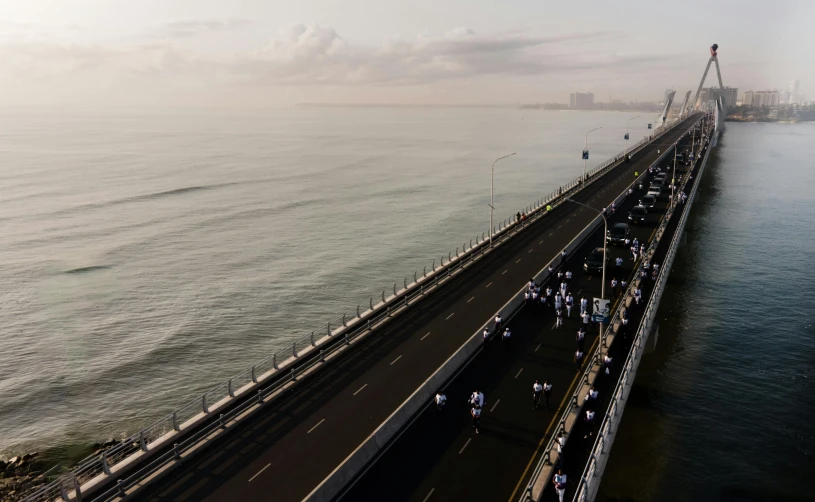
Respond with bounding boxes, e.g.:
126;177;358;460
647;185;661;197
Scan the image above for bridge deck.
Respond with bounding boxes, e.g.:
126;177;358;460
137;117;700;502
341;133;702;502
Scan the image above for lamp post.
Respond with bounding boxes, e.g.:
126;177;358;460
583;127;602;183
624;115;640;158
490;153;516;247
565;198;608;334
672;142;677;207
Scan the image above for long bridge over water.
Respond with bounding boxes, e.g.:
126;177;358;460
23;50;729;502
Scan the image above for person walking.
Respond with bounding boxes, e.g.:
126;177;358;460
502;327;512;348
634;287;642;305
581;310;590;333
603;354;613;375
435;391;447;413
580;296;588;316
621;278;627;294
494;314;504;332
553;470;568;502
576;327;586;352
566;293;574;317
555;307;564;329
585;386;599;408
482;327;491;348
584;409;596;439
560;280;567;299
574;349;584;371
545;286;553;307
543;380;553;409
611;278;618;297
565;270;573;283
533;380;543;409
615;256;623;268
471;404;482;434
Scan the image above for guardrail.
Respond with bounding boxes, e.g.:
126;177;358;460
21;116;692;502
516;115;709;502
570;121;713;502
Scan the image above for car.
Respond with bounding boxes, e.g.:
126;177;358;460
653;173;667;183
606;222;630;246
676;153;684;163
647;185;662;198
628;205;648;224
640;194;657;208
583;247;609;273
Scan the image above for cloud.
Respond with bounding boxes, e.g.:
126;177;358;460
0;21;694;103
156;18;250;39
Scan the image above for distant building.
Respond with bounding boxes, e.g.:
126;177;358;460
780;90;792;104
742;90;780;107
789;80;801;104
664;89;675;103
699;86;738;108
570;92;595;109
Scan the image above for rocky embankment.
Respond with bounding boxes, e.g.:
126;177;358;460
1;440;120;501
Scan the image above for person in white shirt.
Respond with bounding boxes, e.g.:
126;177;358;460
524;291;530;303
552;470;567;502
611;278;618;296
576;327;586;352
565;294;574;317
435;391;447;412
545;286;553;307
584;409;596;438
581;310;590;332
533;380;544;409
574;349;584;371
640;243;646;255
494;314;503;331
586;386;599;407
470;390;485;408
528;279;536;290
565;270;573;282
560;281;567;298
634;287;642;305
557;270;564;282
603;354;613;374
556;308;564;329
548;265;554;276
543;380;553;409
471;405;482;434
482;328;491;348
580;297;588;315
503;328;512;347
615;256;623;268
621;278;627;293
531;289;538;305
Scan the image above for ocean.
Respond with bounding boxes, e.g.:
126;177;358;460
0;106;658;463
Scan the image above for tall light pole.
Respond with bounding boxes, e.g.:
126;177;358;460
583;127;602;183
490;153;516;247
624;115;640;158
565;198;608;339
672;142;677;207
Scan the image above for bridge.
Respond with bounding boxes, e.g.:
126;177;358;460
23;49;728;502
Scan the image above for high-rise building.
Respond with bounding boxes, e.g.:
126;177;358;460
569;92;595;109
699;87;738;108
789;80;801;104
742;90;780;107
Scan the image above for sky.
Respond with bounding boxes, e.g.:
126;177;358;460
1;0;813;107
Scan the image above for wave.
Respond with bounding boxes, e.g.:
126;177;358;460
64;265;111;275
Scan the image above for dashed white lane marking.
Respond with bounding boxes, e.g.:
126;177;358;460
502;270;508;275
558;226;562;229
535;343;542;352
353;384;368;396
390;355;403;365
490;399;501;412
421;332;432;340
549;232;554;236
516;259;522;264
566;219;571;223
248;463;271;482
539;240;544;244
445;313;455;320
307;419;325;434
515;367;524;379
459;438;472;455
422;489;436;502
577;289;582;295
528;249;534;254
486;282;493;288
468;296;475;303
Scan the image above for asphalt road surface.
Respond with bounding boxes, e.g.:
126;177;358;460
135;115;701;502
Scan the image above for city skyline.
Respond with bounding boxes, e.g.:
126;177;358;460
0;0;813;108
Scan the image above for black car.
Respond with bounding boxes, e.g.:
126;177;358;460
606;222;630;246
640;194;656;208
583;247;608;273
628;205;648;224
653;173;667;183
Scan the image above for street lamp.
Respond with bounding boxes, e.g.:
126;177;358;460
672;142;678;207
490;153;516;247
583;127;602;183
624;115;640;158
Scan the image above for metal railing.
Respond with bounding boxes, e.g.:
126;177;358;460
570;123;712;502
517;116;708;502
21;116;691;502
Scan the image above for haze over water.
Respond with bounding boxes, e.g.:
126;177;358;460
0;107;654;460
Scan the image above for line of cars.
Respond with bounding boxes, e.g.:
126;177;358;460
583;167;672;273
